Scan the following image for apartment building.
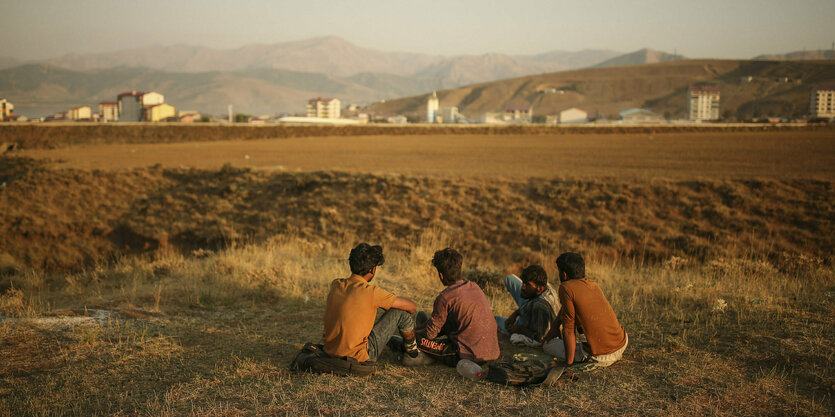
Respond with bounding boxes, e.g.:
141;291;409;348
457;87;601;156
117;91;167;122
504;106;533;123
307;97;341;118
0;98;13;121
68;106;92;121
99;102;119;122
145;103;176;122
810;86;835;118
687;85;720;121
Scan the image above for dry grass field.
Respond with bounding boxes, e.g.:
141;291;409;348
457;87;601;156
1;127;833;416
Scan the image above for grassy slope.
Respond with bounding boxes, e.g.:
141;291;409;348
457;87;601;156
1;158;832;273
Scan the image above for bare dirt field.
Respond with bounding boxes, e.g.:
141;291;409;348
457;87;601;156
16;130;835;179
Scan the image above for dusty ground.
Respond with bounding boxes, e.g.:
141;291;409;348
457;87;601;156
15;131;835;179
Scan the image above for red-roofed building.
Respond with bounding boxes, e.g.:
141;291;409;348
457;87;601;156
306;97;341;119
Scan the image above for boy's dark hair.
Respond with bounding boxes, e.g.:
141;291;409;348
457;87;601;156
432;248;463;284
520;265;548;287
349;243;385;275
555;252;585;280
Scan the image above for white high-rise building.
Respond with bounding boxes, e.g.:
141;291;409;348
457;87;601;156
426;91;439;123
0;98;13;121
307;98;341;118
687;85;720;121
810;86;835;118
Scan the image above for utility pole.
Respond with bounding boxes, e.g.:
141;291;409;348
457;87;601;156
228;105;233;124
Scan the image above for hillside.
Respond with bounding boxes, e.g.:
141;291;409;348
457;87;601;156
2;146;832;273
754;50;835;60
0;64;414;116
519;49;621;67
366;59;835;119
0;57;21;70
593;48;684;68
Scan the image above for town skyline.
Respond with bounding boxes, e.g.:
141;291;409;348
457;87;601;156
1;0;833;61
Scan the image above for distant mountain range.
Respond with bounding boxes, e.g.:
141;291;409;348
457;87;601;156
0;37;627;116
3;36;621;79
0;64;402;117
0;37;831;117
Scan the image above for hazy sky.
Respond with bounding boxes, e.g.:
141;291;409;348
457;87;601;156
2;0;833;60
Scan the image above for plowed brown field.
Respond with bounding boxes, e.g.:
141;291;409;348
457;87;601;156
14;131;835;179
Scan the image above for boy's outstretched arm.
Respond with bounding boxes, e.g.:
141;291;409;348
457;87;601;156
390;296;416;314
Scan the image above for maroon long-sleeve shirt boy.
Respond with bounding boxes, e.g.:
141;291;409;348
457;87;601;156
424;280;500;362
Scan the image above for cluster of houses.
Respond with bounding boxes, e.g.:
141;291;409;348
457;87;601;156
2;84;834;124
414;84;834;124
419;85;716;125
58;91;178;122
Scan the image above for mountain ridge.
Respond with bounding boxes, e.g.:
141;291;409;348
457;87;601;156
19;37;624;87
754;50;835;60
593;48;685;68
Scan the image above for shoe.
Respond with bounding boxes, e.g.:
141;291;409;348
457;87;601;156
541;366;566;386
387;336;405;353
402;350;435;367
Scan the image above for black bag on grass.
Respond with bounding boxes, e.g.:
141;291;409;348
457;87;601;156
486;359;562;387
290;342;377;377
416;335;459;366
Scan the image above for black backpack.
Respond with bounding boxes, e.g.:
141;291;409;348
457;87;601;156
290;342;378;377
417;335;459;366
486;360;568;387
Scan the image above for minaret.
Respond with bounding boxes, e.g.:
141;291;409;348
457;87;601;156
426;91;439;123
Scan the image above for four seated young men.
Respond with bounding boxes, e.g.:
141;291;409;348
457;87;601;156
321;243;627;370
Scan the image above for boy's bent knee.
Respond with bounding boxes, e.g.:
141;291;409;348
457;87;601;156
389;308;415;332
504;274;520;290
